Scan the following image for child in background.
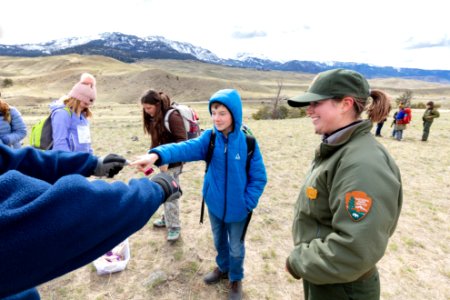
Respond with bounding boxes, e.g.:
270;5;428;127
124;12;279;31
51;73;96;153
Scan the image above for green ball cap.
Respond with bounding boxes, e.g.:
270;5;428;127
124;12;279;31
287;68;370;107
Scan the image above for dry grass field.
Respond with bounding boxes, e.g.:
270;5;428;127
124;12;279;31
14;103;449;300
2;55;450;299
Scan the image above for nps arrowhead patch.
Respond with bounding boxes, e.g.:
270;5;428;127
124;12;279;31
345;191;372;222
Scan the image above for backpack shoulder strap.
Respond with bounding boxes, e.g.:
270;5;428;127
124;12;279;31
63;106;72;117
50;106;72;118
204;130;216;173
245;134;256;174
164;108;175;132
200;130;216;224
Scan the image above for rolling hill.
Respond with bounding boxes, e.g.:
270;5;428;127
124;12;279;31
1;54;449;107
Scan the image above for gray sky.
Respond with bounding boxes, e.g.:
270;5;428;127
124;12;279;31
1;0;449;70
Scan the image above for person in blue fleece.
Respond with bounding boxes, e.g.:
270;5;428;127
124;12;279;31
0;144;180;300
131;89;267;300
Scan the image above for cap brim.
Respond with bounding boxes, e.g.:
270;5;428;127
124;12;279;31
287;92;333;107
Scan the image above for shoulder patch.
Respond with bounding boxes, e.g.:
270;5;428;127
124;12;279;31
306;186;318;200
345;191;372;222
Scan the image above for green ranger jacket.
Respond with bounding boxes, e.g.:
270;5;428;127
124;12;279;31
422;108;440;123
287;120;402;284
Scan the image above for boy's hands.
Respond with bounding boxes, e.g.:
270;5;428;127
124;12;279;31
130;153;160;174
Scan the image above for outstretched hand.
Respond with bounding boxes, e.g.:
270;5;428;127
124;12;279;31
129;153;160;174
93;154;127;178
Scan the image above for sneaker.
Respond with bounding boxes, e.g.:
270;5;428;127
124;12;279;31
153;218;166;228
203;267;228;284
229;281;243;300
167;228;180;241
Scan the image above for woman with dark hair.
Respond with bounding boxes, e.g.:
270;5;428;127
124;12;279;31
141;89;187;241
422;101;440;141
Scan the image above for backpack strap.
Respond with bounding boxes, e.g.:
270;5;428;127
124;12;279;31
200;130;216;224
245;135;255;174
163;108;175;133
240;134;255;241
46;107;73;150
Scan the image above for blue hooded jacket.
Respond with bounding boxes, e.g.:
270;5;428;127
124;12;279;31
0;144;165;299
50;100;93;153
150;89;267;222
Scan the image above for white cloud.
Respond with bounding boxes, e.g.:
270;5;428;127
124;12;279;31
0;0;449;70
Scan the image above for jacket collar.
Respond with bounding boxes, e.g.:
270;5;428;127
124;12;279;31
315;120;372;159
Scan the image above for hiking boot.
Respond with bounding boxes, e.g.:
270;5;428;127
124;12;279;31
153;218;166;228
203;267;228;284
167;228;180;241
229;281;243;300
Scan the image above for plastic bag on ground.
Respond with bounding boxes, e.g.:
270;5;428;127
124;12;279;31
93;239;131;275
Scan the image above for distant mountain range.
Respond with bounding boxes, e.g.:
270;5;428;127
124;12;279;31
1;32;449;83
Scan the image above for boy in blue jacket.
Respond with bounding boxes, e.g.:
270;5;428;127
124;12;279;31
131;89;267;300
0;145;180;299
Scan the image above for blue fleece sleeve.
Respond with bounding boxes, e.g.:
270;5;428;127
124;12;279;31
0;143;98;182
0;171;165;298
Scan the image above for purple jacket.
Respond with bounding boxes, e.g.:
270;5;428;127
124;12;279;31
50;101;93;153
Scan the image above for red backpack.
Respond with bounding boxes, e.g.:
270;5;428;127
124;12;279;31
403;107;412;124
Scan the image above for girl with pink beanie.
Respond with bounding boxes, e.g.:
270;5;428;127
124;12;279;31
50;73;97;153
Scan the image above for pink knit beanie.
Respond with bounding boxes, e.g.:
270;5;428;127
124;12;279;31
68;73;97;104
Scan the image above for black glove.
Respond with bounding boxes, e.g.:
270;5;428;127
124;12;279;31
93;154;127;178
150;172;182;202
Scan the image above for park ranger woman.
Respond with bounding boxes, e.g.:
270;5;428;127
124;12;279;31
285;69;403;300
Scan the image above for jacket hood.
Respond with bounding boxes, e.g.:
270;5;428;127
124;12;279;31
49;98;67;112
208;89;242;133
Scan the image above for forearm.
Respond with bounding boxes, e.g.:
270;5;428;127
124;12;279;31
150;136;207;166
0;144;97;182
0;175;165;298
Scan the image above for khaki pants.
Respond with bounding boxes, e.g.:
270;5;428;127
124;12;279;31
161;166;182;229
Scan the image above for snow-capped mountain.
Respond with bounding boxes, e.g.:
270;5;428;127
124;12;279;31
1;32;449;83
